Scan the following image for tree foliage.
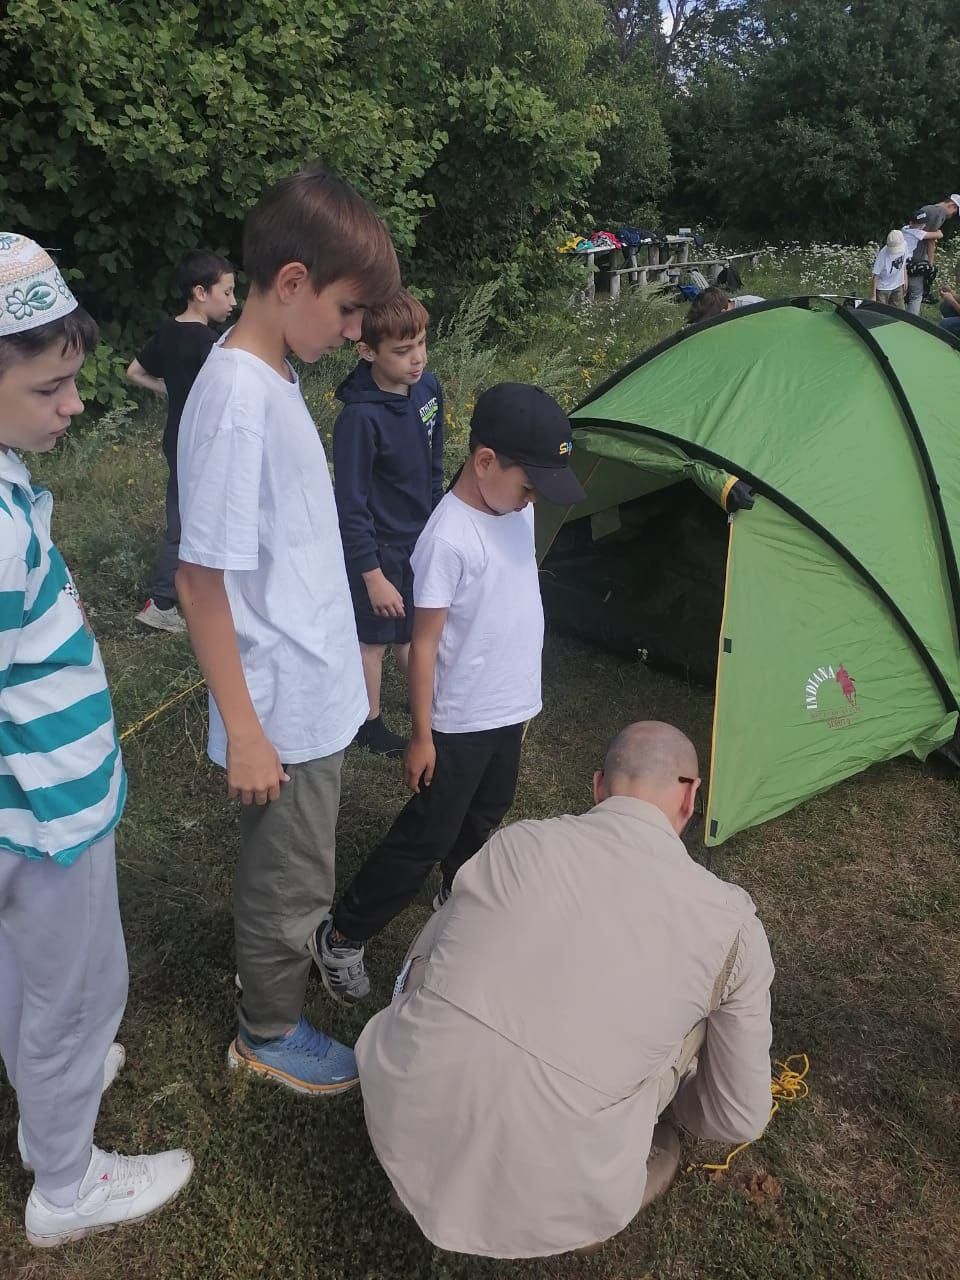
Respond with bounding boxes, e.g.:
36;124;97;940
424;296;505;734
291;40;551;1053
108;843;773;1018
664;0;960;241
586;46;671;226
2;2;445;355
6;0;958;407
0;0;642;392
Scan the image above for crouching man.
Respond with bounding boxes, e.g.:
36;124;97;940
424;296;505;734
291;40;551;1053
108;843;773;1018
355;721;775;1258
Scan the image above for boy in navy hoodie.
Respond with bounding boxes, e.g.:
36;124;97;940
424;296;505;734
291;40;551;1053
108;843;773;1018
333;289;444;756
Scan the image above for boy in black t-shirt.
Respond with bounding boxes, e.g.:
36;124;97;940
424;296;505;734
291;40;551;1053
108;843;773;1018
127;250;235;632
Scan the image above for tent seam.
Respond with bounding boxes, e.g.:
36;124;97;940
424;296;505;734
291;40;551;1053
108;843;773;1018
832;303;960;661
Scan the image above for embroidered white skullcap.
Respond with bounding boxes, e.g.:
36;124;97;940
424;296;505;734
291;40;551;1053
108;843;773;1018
0;233;78;337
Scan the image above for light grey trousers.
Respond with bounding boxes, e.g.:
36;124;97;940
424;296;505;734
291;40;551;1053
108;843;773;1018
906;273;925;315
0;834;128;1198
235;752;344;1040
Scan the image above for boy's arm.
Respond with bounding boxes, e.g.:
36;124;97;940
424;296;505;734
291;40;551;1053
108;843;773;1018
176;561;289;804
126;357;166;397
404;605;447;794
925;229;943;263
332;408;403;616
869;273;878;301
431;382;446;507
332;407;380;574
177;393;283;805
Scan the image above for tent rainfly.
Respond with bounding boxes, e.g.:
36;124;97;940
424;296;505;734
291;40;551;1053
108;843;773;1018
536;297;960;845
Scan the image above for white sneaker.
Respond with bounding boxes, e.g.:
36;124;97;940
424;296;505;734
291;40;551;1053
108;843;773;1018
25;1144;193;1248
19;1042;126;1172
135;599;187;633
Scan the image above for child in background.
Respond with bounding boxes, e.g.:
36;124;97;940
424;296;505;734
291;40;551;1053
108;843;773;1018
869;230;908;307
333;289;444;757
938;265;960;335
175;164;400;1094
317;384;586;1002
127;250;235;633
685;287;765;325
0;234;192;1248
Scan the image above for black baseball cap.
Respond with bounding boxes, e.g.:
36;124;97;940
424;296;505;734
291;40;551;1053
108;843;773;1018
470;383;586;506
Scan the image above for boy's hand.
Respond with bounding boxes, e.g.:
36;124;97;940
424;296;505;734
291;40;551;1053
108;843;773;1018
363;568;405;618
404;736;436;794
226;730;290;805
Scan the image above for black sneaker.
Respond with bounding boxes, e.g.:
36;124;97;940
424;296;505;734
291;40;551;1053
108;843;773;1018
355;715;407;758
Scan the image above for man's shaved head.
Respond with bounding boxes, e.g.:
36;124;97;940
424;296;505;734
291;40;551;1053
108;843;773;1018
602;722;699;794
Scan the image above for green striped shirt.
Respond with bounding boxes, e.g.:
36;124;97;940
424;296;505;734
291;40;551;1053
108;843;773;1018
0;450;125;865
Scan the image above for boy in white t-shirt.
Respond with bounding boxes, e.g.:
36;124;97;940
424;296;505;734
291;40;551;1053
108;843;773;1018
316;384;586;1001
176;163;399;1094
869;229;909;307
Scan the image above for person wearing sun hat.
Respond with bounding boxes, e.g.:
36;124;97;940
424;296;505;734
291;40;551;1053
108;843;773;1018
870;228;910;307
316;384;587;1003
0;234;193;1248
904;194;960;315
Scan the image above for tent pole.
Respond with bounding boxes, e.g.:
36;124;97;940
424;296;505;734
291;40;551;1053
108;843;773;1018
704;513;738;852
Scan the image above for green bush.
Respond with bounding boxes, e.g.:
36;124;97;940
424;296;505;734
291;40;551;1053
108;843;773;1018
1;0;638;404
1;0;444;336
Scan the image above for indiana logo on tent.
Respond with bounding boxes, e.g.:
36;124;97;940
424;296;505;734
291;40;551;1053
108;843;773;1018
804;663;861;728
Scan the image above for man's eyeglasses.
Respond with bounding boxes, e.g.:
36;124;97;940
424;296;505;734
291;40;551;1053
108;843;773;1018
595;770;704;838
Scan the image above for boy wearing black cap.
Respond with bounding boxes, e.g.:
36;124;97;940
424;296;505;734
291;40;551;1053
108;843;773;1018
316;384;585;1001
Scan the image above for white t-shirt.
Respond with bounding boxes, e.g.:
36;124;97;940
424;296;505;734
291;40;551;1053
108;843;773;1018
871;246;908;290
410;492;543;733
901;226;925;259
178;343;368;766
731;294;765;307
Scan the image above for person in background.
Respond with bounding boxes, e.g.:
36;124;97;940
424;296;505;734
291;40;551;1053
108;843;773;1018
936;265;960;336
869;229;908;307
127;250;235;633
686;286;765;325
904;196;958;316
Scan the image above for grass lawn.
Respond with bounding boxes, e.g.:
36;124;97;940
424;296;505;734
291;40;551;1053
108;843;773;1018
2;266;960;1277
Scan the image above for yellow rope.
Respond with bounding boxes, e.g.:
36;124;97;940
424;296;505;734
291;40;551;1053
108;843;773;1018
687;1053;810;1174
118;678;205;743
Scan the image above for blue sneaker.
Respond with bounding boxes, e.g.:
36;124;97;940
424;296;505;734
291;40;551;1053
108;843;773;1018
227;1017;359;1096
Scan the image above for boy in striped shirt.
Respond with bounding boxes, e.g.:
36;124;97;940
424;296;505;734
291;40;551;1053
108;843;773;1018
0;234;192;1247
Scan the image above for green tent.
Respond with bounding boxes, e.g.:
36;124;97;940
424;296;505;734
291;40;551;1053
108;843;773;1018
536;298;960;845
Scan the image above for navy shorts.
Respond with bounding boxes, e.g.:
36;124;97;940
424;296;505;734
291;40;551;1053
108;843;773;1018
349;544;415;646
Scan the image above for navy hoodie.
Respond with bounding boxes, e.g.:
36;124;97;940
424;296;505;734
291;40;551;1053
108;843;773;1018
332;360;445;575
